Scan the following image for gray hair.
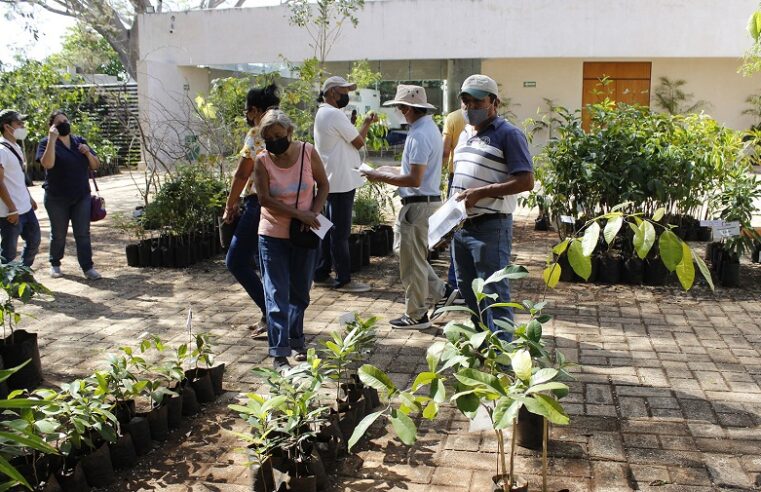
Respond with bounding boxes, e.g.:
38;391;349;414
259;109;294;135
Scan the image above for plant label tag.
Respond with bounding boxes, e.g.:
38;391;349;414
560;215;575;224
712;222;741;240
699;220;724;227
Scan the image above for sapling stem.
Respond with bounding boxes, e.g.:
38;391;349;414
509;419;517;492
543;417;549;492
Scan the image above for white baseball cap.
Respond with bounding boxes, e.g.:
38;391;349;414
460;74;499;100
322;76;357;93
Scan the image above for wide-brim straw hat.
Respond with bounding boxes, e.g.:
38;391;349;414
382;84;436;109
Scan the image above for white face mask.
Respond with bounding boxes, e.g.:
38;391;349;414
12;127;28;141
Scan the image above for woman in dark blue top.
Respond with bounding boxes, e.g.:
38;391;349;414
36;110;102;280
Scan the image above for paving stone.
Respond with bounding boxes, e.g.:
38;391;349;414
703;453;755;489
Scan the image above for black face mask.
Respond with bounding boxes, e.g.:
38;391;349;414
56;122;71;137
336;93;350;109
265;136;290;155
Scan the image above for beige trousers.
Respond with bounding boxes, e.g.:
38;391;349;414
393;202;446;319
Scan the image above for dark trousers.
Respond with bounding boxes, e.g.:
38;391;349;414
225;195;266;317
315;189;355;285
44;193;93;271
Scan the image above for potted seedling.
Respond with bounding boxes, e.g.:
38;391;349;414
0;361;60;491
229;393;288;492
349;266;573;491
0;263;51;391
185;333;220;403
47;379;119;490
146;335;185;429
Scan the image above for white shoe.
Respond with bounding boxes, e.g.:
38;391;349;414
84;268;102;280
50;266;62;278
335;281;371;293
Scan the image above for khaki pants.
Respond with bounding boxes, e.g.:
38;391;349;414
394;202;446;319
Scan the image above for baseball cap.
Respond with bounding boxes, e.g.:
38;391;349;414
460;75;499;100
321;76;357;93
0;109;27;127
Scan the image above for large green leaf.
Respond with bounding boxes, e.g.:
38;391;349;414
348;410;384;452
389;409;417;446
542;263;561;289
552;239;570;255
603;216;623;245
652;207;666;222
454;368;506;396
749;10;761;41
0;360;31;383
693;250;715;291
634;221;656;259
358;365;397;396
484;265;529;285
567;240;591;280
675;243;695;291
526;382;569;395
511;350;532;382
524;394;570;425
422;401;438;420
430;379;446;403
0;455;28;490
412;372;437;391
454;392;480;414
658;230;683;272
0;399;46;409
581;221;600;256
0;431;58;455
531;368;558;385
492;398;519;429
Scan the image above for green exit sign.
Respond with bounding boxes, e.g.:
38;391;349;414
523;81;536;88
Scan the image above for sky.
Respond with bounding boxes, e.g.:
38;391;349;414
0;0;282;68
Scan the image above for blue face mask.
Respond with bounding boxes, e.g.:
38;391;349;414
463;107;489;126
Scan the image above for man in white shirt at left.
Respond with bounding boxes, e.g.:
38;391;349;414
0;109;40;267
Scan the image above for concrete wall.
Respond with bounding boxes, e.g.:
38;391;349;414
483;58;761;150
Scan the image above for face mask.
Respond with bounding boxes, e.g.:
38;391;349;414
56;122;71;136
336;93;350;109
463;107;490;127
266;136;290;155
13;127;28;141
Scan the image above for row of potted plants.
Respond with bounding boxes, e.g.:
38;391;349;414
542;206;715;290
230;315;382;492
1;330;226;491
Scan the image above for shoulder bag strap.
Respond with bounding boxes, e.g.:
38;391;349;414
293;143;306;210
0;141;25;169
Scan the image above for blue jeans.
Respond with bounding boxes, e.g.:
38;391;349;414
315;190;355;285
0;210;41;267
44;194;94;271
453;214;513;339
259;235;317;357
225;195;265;317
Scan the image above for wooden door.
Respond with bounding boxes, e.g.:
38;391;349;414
582;62;651;130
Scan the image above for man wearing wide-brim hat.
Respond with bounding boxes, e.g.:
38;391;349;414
450;74;534;337
362;84;447;330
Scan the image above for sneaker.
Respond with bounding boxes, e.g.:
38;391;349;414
430;285;459;321
272;356;290;372
293;349;308;362
50;266;63;278
84;268;102;280
313;275;334;285
452;290;466;305
389;313;431;330
249;316;268;339
335;281;371;293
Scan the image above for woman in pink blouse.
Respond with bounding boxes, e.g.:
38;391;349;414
253;110;329;371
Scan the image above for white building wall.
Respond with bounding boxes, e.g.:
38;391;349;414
137;0;761;164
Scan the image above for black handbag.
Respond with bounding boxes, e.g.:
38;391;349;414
288;143;319;249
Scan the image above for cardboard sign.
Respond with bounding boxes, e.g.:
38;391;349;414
560;215;575;224
712;222;741;241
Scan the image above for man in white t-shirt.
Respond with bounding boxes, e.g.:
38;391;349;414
0;109;40;267
313;76;378;293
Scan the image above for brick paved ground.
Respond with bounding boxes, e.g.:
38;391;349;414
18;172;761;491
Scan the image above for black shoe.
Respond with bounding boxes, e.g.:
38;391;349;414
430;284;459;320
293;349;308;362
389;313;431;330
273;356;290;371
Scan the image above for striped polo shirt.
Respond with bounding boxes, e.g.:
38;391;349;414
451;117;533;217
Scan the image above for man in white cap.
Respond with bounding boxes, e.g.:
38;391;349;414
0;109;40;267
451;75;534;337
362;85;447;329
313;75;378;293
